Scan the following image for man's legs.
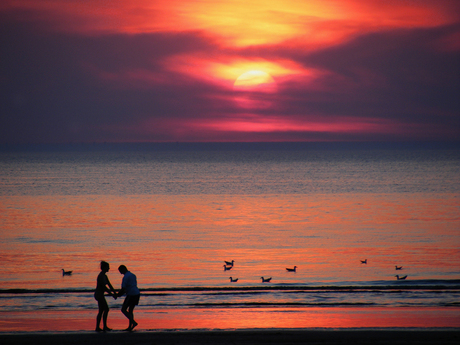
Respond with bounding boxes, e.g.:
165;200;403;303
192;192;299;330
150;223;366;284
128;305;138;330
121;297;137;330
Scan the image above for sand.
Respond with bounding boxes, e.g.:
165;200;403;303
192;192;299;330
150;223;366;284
1;329;459;345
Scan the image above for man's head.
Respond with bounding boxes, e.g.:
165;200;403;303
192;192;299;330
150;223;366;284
118;265;128;274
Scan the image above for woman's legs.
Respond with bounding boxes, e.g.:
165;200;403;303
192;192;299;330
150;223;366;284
102;307;111;330
96;298;110;331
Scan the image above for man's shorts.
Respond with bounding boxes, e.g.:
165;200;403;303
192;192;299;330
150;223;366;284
124;294;140;306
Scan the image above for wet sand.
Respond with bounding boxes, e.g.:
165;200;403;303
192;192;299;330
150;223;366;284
1;329;459;345
2;306;460;332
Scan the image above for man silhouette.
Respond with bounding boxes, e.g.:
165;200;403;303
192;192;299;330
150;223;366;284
116;265;140;331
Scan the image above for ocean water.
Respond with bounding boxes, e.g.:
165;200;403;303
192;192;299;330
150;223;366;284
0;143;459;330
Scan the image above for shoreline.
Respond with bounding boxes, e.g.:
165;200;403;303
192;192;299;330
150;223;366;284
2;306;460;332
1;328;459;345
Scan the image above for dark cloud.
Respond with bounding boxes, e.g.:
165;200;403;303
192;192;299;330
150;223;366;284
0;17;235;143
285;25;460;124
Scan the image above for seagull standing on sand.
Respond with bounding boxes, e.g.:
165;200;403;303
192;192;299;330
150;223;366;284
229;277;238;282
261;277;272;283
224;260;234;267
223;265;232;271
360;259;367;264
286;266;297;272
395;275;407;280
62;269;72;276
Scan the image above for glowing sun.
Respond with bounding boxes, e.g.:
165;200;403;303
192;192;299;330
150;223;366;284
233;70;277;109
233;70;277;93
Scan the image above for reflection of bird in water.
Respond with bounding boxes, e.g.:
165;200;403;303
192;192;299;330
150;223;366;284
286;266;297;272
62;269;73;276
395;266;403;270
224;260;234;266
361;259;367;264
223;265;232;271
229;277;238;282
261;277;272;283
395;275;408;280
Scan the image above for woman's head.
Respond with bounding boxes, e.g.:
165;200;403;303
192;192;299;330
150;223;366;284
100;261;110;272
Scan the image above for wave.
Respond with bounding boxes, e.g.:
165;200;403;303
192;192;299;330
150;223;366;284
2;280;459;295
2;281;459;313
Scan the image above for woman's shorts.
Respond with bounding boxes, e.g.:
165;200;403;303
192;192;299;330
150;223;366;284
94;292;108;309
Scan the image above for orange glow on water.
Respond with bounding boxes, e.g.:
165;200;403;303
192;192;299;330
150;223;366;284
1;193;459;289
1;307;459;332
1;191;459;331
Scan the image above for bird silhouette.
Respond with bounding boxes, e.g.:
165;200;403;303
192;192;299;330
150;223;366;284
62;269;72;276
395;275;408;280
229;277;238;282
224;260;234;266
360;259;367;264
395;266;403;270
261;277;272;283
286;266;297;272
223;265;232;271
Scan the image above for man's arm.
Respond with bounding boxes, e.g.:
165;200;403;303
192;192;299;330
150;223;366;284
117;287;126;298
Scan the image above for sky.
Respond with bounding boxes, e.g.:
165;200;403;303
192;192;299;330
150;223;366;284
1;0;459;143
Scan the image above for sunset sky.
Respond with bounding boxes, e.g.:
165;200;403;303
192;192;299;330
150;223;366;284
1;0;459;143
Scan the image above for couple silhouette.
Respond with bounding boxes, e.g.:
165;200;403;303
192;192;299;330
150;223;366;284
94;261;140;332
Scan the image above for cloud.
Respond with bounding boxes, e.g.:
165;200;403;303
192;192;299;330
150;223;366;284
266;25;460;133
0;2;459;143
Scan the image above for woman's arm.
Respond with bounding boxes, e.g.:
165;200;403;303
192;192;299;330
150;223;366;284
104;276;116;296
106;277;116;293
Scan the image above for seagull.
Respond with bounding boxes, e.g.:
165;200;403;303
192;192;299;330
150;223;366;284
395;266;403;270
395;275;407;280
62;269;73;276
224;260;234;266
286;266;297;272
261;277;272;283
360;259;367;264
229;277;238;282
223;265;232;271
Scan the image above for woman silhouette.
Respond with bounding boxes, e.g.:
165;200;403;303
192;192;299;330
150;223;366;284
94;261;117;332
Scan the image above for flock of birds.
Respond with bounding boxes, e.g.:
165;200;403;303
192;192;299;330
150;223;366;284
223;259;408;283
62;259;408;281
223;260;286;283
361;259;408;280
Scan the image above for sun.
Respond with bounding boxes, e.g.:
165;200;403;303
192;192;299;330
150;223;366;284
233;70;277;93
233;70;277;109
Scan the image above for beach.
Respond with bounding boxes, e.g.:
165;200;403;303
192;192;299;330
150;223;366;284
1;146;459;339
1;329;460;345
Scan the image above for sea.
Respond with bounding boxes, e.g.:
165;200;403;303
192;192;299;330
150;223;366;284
0;142;459;331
